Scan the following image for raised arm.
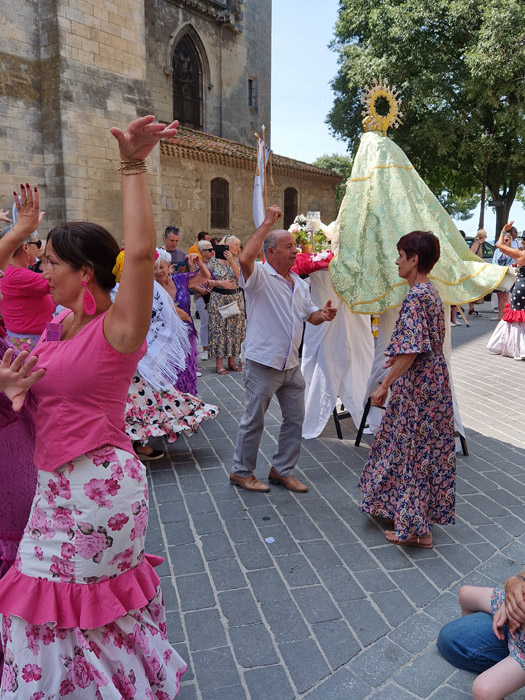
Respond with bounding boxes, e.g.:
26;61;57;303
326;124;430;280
0;185;45;272
496;223;525;266
104;116;178;353
187;253;211;291
239;205;282;281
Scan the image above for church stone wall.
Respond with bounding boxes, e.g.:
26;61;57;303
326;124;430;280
0;1;45;212
160;156;338;246
145;0;271;147
0;0;161;241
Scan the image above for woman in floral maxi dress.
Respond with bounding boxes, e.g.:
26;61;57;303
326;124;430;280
207;236;246;374
359;231;455;549
0;117;187;698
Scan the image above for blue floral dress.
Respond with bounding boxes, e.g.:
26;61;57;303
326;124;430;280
359;282;456;540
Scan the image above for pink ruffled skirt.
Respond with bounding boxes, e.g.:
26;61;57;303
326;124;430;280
487;305;525;360
0;447;187;698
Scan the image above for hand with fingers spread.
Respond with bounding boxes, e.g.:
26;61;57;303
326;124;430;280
0;208;12;224
0;348;46;412
110;116;179;162
0;183;45;271
12;183;46;237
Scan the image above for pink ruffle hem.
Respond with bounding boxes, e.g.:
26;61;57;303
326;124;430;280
0;553;163;629
503;304;525;323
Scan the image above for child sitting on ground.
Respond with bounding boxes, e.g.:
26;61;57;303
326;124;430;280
459;584;525;700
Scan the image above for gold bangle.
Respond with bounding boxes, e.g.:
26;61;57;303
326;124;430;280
119;158;147;175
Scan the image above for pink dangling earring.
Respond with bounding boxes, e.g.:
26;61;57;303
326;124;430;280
82;280;96;315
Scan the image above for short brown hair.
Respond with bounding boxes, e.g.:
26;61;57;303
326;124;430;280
397;231;440;273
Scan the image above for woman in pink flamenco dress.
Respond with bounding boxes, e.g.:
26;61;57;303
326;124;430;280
0;117;187;698
487;221;525;360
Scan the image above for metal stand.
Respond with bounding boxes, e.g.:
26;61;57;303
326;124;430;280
354;397;468;455
332;403;352;439
355;397;385;447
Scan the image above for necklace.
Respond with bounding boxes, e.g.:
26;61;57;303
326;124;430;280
70;317;92;333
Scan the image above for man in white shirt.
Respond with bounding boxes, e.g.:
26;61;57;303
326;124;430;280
231;206;337;493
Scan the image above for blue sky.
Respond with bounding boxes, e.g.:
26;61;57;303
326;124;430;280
270;0;524;237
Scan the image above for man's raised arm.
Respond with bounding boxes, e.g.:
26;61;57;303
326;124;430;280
239;206;282;281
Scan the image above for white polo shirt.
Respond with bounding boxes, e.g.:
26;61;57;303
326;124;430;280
240;261;318;371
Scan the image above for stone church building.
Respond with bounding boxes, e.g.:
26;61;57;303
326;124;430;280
0;0;340;243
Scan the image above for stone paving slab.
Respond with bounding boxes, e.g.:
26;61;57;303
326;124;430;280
145;302;525;698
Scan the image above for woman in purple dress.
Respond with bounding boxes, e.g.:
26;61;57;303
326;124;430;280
155;250;209;395
359;231;456;549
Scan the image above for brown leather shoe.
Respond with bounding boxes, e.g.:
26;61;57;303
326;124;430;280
268;467;308;493
229;473;270;492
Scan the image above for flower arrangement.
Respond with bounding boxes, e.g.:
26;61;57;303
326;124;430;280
288;214;309;244
288;214;330;252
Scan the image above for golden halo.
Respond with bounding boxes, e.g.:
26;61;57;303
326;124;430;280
360;78;403;136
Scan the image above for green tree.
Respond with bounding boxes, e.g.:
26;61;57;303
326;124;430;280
328;0;525;236
312;153;354;212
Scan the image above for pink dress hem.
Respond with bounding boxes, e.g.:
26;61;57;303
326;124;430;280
0;553;163;629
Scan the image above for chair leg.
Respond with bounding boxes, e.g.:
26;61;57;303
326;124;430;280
355;397;372;447
332;407;343;440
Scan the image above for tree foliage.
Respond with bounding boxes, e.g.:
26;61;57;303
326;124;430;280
312;153;354;213
328;0;525;234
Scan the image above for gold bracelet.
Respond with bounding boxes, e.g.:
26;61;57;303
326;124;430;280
119;158;147;176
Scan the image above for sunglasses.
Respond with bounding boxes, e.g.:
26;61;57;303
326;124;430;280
27;240;43;250
202;247;214;252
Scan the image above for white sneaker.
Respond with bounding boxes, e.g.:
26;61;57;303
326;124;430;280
200;350;209;360
450;321;458;327
196;371;202;377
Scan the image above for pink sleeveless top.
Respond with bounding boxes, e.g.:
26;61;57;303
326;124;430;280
31;310;146;471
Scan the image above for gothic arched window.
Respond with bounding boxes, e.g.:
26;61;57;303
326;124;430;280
172;35;203;129
284;187;298;230
211;178;229;230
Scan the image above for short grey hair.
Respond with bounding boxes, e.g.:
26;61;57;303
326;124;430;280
198;240;213;252
262;231;278;257
219;234;240;246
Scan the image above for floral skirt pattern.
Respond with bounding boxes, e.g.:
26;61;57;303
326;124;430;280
0;447;187;698
6;333;40;353
126;372;219;446
359;355;456;540
491;587;525;671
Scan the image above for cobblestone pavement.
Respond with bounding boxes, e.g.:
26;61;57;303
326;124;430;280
146;301;525;699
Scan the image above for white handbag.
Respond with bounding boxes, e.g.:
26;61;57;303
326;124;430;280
218;300;241;319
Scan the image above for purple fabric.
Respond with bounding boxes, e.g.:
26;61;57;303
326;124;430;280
171;270;198;315
0;337;37;578
171;272;200;395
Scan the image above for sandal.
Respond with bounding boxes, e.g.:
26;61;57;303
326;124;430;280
468;310;481;316
133;444;165;462
228;364;242;372
385;530;433;549
216;367;228;375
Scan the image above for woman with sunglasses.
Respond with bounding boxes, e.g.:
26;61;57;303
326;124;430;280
0;229;55;351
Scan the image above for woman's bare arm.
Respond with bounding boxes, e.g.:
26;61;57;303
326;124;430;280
103;116;178;353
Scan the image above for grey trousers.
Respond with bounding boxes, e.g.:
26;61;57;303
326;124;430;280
232;359;305;478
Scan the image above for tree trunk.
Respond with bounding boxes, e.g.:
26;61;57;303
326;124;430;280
478;155;488;230
488;178;518;242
